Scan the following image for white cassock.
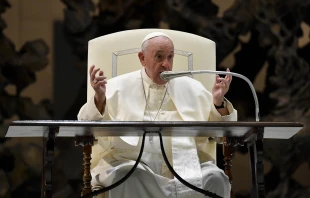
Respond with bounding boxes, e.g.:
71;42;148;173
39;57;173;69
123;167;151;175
78;69;238;198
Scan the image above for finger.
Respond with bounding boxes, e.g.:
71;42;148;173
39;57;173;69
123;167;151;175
225;68;232;82
218;78;229;84
221;80;229;89
225;75;232;83
224;73;232;86
99;70;104;76
213;83;224;89
90;68;100;81
220;82;227;88
215;75;221;83
94;80;107;88
94;76;107;82
95;79;107;85
217;77;229;85
225;74;232;83
89;65;95;76
215;80;228;90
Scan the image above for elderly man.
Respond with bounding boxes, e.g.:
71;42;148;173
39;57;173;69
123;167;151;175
78;32;237;198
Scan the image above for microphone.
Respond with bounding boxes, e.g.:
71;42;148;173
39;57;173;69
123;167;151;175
160;70;260;121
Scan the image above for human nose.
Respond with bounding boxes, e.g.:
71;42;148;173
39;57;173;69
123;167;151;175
162;58;170;68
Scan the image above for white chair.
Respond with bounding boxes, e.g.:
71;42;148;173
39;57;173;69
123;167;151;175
83;29;232;197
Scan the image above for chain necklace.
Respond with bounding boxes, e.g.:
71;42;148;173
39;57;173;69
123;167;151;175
140;70;168;122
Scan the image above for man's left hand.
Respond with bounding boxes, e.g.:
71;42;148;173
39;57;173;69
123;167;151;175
212;68;232;105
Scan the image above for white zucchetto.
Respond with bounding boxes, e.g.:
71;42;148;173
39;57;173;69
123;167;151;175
141;32;172;44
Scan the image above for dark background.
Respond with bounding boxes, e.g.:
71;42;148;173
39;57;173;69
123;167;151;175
0;0;310;197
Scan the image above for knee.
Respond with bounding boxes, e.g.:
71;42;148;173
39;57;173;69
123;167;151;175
207;170;229;184
203;170;231;192
114;167;141;182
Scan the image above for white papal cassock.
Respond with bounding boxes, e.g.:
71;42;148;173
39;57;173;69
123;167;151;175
78;69;237;198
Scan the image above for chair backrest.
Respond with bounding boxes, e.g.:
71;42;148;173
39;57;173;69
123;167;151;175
87;29;216;102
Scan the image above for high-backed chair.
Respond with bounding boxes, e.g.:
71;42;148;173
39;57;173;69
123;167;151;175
84;29;233;197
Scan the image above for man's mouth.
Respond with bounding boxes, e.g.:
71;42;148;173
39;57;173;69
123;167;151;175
159;70;168;74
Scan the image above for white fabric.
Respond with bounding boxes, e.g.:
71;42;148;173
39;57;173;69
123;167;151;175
78;69;237;198
94;161;230;198
142;68;203;197
142;32;172;44
171;137;203;197
140;68;180;122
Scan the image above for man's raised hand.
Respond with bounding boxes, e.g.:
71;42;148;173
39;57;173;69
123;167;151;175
89;65;107;112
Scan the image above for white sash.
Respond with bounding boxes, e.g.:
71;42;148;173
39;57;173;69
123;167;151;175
171;137;204;197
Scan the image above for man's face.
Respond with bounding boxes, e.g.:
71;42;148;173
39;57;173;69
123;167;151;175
138;36;174;85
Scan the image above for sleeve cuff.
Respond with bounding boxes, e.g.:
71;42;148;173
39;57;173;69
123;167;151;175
77;96;109;120
210;98;238;121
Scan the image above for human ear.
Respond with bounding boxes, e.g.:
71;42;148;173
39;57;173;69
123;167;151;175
138;52;146;67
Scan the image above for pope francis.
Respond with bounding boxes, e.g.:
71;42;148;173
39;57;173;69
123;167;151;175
78;32;238;198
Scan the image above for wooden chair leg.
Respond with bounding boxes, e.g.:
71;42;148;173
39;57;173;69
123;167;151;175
82;144;92;196
75;137;94;197
223;137;235;198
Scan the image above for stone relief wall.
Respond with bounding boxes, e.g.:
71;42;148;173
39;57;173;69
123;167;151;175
0;1;54;197
0;0;309;197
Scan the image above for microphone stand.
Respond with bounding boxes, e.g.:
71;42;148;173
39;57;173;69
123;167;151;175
161;70;260;122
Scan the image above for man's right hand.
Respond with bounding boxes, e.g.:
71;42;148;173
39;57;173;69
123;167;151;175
89;65;107;113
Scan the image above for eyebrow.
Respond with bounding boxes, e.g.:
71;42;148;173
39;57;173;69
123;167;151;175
154;50;174;54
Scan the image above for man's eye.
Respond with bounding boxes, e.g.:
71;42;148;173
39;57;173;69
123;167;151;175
155;55;164;61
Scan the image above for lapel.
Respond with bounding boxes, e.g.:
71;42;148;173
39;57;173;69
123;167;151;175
168;78;207;121
117;70;146;121
117;70;146;145
130;70;146;121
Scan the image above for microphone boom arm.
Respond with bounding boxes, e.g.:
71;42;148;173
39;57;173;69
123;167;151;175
161;70;260;122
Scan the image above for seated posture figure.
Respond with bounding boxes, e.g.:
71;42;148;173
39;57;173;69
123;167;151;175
78;32;237;198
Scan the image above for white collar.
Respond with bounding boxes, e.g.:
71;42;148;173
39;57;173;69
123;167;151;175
141;68;167;89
